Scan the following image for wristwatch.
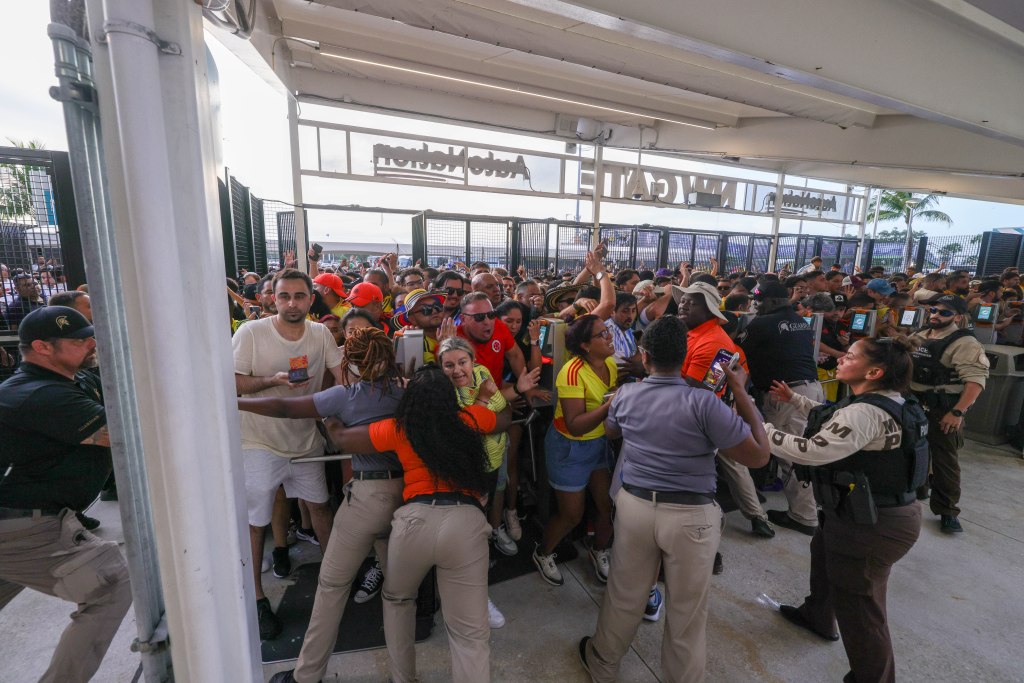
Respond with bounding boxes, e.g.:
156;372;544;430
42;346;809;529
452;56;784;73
950;408;965;417
594;270;605;282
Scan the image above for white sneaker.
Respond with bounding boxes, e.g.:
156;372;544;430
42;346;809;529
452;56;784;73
590;546;611;583
503;508;523;541
532;545;563;586
487;597;506;629
261;556;271;573
491;526;518;556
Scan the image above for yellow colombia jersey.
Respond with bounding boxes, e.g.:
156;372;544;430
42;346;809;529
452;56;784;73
454;364;508;472
554;355;618;441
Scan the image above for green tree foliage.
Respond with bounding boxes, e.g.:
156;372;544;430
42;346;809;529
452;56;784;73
0;138;46;220
866;190;953;234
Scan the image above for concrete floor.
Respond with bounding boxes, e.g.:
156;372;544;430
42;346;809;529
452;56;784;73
3;440;1023;682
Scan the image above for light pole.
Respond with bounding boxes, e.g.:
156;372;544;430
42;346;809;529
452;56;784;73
903;196;922;272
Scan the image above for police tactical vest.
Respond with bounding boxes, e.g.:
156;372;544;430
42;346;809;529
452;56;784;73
798;393;929;520
911;329;974;386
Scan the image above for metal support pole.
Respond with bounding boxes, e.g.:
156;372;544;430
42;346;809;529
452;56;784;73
288;96;310;273
870;188;882;239
47;6;171;680
767;172;786;271
854;187;871;271
591;144;603;247
84;0;262;679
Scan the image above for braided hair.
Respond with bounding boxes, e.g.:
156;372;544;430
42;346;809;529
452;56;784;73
341;327;400;386
394;366;489;494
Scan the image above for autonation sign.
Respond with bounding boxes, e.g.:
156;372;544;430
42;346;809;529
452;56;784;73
372;143;531;183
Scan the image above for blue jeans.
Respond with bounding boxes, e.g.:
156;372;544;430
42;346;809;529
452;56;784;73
544;429;610;492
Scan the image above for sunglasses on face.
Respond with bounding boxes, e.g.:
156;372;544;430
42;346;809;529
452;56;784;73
928;307;956;317
466;311;498;323
718;285;731;292
444;287;465;296
412;303;443;316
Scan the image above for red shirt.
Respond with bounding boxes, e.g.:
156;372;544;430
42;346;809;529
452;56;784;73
457;318;516;383
368;405;497;501
682;318;748;396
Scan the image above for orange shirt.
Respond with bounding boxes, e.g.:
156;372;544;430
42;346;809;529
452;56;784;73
682;318;748;397
368;405;497;501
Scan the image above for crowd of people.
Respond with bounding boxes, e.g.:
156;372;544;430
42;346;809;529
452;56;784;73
0;240;1001;683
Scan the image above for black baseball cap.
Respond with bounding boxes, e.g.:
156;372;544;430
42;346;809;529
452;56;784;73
18;306;95;344
930;294;967;315
753;281;790;300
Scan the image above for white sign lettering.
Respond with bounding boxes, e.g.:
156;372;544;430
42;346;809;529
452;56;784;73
373;143;531;183
579;161;738;207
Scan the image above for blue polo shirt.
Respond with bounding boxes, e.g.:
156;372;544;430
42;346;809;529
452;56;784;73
607;375;750;494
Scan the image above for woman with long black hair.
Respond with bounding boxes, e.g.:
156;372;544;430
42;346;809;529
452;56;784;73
324;366;511;683
765;336;925;683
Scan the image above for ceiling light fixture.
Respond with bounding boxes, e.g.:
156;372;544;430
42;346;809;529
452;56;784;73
312;43;718;131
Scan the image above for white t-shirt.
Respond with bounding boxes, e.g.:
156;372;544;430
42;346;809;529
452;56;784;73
233;317;342;458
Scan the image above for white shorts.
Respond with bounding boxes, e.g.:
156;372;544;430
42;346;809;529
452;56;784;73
243;449;329;527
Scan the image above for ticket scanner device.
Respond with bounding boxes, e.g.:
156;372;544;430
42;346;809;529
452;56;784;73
534;317;567;407
802;313;824;360
848;309;878;339
895;307;926;333
394;328;425;378
971;304;999;344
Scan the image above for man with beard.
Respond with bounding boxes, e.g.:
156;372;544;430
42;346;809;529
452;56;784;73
945;270;971;298
606;292;644;379
3;273;47;330
678;283;774;542
393;288;447;363
0;306;131;683
909;295;988;533
434;270;468;324
233;268;345;638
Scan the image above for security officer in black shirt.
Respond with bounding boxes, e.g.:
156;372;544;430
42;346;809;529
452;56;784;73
0;307;131;683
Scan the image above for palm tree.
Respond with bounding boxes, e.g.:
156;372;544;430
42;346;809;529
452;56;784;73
0;138;47;220
865;191;952;271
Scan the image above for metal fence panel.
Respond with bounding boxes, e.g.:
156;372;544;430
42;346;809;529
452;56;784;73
634;228;660;270
751;236;772;273
468;220;510;269
598;226;634;270
666;231;695;266
1;148;82;333
923;234;981;273
723;235;751;273
978;232;1020;277
868;239;910;273
555;223;592;274
424;216;469;268
839;240;859;274
693;233;720;269
250;195;267;275
517;221;549;276
229;176;254;275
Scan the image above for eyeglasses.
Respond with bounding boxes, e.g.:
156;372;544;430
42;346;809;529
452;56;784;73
404;279;424;288
591;328;612;340
412;303;443;316
444;287;465;296
928;307;956;318
466;311;498;323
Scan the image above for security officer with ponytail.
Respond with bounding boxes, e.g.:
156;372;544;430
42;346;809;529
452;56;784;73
909;294;988;533
762;336;926;683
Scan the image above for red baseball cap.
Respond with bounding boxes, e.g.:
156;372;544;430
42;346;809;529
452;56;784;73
313;273;346;298
345;282;384;307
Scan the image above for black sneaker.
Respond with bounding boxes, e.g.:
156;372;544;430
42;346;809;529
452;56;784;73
778;604;840;641
751;516;775;539
99;482;118;502
712;552;724;575
272;546;291;578
940;515;963;533
257;597;282;640
766;509;816;537
75;512;101;531
353;560;384;603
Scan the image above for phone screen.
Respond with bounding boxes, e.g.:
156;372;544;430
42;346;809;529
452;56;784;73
538;323;549;353
702;348;737;392
976;305;993;322
899;309;917;326
851;312;868;332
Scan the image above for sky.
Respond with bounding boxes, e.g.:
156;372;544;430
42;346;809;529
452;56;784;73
4;3;1024;248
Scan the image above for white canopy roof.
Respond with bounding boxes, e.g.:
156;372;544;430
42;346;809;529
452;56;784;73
217;0;1024;203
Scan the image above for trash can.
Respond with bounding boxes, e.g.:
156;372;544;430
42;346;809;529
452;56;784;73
963;345;1024;445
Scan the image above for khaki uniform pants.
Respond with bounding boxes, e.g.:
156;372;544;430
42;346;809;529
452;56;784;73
587;490;722;683
797;505;921;683
0;510;131;683
717;454;764;520
763;381;825;527
293;478;404;683
383;502;492;683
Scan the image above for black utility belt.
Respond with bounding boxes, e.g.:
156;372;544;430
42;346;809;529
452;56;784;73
352;470;403;481
406;492;485;514
872;491;918;508
0;507;63;520
623;484;714;506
